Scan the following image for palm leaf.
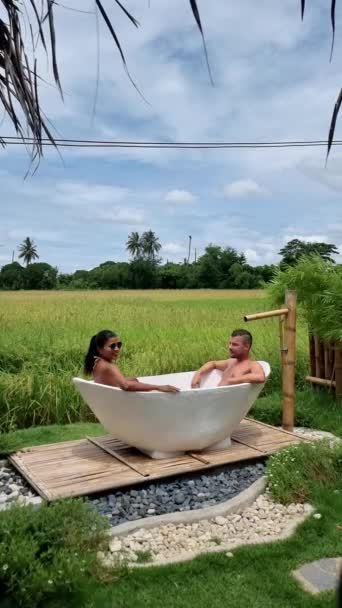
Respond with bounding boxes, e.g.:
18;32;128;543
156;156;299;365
0;0;211;162
330;0;336;61
189;0;213;84
301;0;305;19
326;87;342;162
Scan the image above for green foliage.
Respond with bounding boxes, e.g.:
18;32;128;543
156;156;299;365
268;255;342;342
279;238;339;267
0;262;26;290
0;499;119;607
0;262;57;291
266;440;342;504
135;550;153;563
25;263;58;290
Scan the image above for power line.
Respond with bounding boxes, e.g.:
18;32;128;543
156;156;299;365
1;135;341;149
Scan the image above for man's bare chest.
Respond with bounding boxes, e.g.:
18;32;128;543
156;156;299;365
222;361;252;379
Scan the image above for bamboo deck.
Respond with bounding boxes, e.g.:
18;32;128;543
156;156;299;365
9;419;307;501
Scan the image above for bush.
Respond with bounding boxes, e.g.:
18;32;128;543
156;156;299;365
0;499;122;607
266;439;342;504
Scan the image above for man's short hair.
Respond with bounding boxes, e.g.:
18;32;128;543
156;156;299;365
231;329;252;348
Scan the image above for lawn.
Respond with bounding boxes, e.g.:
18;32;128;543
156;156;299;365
0;289;341;607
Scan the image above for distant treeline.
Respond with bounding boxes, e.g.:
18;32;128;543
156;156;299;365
0;238;339;291
0;247;274;290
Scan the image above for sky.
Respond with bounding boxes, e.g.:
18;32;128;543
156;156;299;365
1;0;342;272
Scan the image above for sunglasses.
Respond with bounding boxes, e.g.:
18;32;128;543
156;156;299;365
107;342;122;351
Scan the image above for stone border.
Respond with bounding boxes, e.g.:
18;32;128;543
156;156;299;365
110;476;266;537
130;508;313;568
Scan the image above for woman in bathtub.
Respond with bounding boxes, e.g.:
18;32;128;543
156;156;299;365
84;330;179;393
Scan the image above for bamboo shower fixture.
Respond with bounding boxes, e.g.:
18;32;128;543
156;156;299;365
244;290;297;432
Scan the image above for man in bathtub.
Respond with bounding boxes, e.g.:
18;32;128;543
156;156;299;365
191;329;265;388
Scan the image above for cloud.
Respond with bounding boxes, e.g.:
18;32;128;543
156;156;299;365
1;0;342;271
53;182;130;206
91;208;145;225
284;233;329;243
162;242;187;255
223;179;267;199
165;190;196;204
7;230;64;243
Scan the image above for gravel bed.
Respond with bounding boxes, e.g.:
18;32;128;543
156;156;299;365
102;494;313;565
88;461;266;526
0;460;42;510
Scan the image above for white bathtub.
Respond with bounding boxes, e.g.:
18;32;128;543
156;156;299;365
73;361;270;459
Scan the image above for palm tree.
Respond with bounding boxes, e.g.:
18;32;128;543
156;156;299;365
18;237;39;266
142;230;161;261
126;232;142;259
0;1;208;162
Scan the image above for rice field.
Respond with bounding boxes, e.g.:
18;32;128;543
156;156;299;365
0;290;309;431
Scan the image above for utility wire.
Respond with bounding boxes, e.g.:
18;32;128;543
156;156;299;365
1;136;342;149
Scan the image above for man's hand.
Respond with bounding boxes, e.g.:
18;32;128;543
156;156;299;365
191;371;202;389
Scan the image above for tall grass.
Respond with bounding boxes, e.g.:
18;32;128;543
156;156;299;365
0;290;309;431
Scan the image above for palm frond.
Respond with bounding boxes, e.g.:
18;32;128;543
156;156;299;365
326;87;342;163
330;0;336;61
0;0;210;162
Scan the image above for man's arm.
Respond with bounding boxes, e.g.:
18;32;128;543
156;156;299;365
219;362;265;387
191;359;229;388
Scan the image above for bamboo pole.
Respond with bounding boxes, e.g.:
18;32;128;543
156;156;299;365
314;336;325;379
324;342;332;380
279;315;286;365
282;290;297;431
244;308;288;322
334;345;342;400
309;334;316;377
306;376;336;388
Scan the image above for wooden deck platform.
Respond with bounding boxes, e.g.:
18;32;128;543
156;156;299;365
9;419;307;501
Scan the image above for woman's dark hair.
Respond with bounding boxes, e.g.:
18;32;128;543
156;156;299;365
84;330;117;375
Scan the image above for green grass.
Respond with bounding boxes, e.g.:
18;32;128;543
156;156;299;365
0;289;311;431
51;481;342;608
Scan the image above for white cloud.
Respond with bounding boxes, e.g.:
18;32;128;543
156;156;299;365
1;0;342;271
165;190;196;204
92;208;145;225
223;179;267;199
162;242;187;255
53;182;130;206
7;230;64;243
284;233;329;243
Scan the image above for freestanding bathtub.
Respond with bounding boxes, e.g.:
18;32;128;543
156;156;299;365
73;362;270;459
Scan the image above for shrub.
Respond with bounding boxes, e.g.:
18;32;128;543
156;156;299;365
0;499;122;607
266;439;342;504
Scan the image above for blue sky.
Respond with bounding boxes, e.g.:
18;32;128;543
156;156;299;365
1;0;342;272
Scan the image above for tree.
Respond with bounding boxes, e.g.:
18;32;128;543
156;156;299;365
0;262;25;290
25;263;57;289
0;1;206;162
18;238;39;266
279;239;339;267
141;230;161;261
126;232;142;260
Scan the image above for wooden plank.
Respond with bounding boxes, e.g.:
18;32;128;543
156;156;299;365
188;452;211;465
86;436;149;477
9;454;51;500
245;417;312;442
232;437;267;454
8;419;308;501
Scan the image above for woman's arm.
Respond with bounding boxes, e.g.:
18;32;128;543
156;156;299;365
95;363;179;393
